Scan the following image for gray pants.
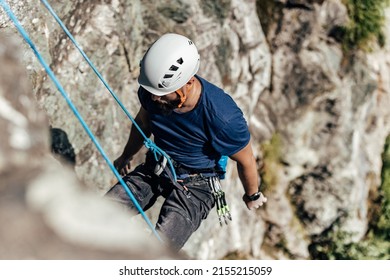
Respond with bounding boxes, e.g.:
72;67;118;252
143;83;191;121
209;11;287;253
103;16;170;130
105;163;216;251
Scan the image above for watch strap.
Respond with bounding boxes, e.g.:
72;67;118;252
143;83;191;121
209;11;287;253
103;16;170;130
246;191;261;201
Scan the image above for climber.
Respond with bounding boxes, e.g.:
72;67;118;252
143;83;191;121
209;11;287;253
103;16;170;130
105;33;267;251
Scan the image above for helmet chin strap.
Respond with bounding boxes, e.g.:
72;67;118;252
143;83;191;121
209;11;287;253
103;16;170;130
175;82;193;108
175;89;186;108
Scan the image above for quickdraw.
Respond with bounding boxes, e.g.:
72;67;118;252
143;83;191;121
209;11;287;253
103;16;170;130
209;176;232;226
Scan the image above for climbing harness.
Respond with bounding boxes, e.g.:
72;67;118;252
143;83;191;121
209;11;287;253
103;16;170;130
165;153;232;225
166;154;232;222
0;0;165;241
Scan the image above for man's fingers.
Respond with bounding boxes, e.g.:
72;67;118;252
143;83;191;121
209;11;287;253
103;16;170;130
118;162;131;176
125;163;131;173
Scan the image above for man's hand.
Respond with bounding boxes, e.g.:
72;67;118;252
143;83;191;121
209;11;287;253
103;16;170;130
113;155;132;176
243;192;267;210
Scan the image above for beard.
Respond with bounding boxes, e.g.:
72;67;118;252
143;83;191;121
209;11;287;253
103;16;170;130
155;96;181;115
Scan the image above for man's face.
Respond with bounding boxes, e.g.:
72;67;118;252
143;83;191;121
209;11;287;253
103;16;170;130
151;91;182;115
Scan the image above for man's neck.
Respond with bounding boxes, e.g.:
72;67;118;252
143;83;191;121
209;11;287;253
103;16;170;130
174;77;202;113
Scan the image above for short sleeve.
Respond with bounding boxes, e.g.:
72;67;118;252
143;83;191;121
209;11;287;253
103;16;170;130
211;113;250;156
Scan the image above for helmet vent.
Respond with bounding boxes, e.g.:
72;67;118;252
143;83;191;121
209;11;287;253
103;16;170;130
163;74;173;78
176;57;184;64
169;65;179;71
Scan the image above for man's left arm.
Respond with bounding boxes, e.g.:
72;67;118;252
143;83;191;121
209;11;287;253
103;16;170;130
229;141;267;210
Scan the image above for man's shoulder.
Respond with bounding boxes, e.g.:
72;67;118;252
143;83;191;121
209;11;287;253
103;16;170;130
197;76;225;95
199;77;240;115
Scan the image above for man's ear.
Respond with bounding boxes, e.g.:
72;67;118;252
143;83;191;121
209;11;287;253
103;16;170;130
186;76;195;89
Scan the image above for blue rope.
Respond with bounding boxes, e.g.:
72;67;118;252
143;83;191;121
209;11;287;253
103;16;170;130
40;0;178;182
0;0;162;242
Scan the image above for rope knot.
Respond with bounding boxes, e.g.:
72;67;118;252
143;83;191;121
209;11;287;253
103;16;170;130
144;138;155;150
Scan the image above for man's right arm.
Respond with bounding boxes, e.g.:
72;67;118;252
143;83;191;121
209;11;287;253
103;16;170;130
114;107;151;175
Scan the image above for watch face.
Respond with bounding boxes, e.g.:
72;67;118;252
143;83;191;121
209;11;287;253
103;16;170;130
249;193;260;201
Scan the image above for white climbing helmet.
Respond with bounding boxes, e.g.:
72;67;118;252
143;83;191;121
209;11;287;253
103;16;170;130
138;33;200;96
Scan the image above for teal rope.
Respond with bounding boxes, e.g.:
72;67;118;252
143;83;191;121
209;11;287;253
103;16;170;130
0;0;162;242
40;0;178;182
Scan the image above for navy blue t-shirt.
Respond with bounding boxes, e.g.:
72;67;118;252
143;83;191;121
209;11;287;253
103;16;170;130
138;76;250;170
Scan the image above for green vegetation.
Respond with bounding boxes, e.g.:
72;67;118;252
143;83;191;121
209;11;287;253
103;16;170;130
341;0;389;51
310;228;390;260
377;135;390;239
256;0;389;52
310;135;390;259
259;133;283;192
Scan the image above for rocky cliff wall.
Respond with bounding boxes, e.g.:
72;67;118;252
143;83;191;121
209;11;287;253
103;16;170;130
0;31;176;259
1;0;389;259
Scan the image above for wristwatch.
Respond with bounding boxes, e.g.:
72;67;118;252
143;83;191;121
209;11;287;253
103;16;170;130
245;191;262;201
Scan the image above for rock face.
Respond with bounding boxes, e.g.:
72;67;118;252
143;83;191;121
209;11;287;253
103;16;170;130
0;31;176;260
1;0;389;259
